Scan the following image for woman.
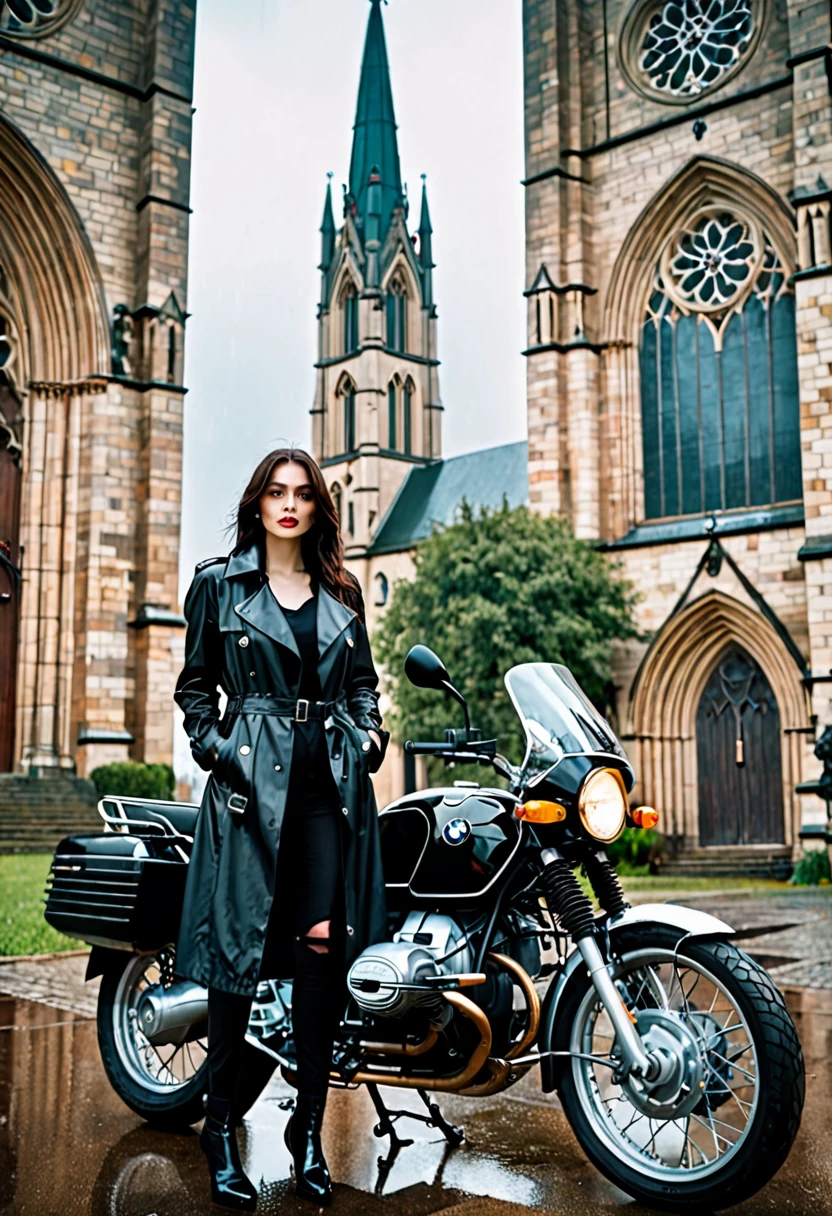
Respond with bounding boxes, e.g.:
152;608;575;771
174;447;389;1210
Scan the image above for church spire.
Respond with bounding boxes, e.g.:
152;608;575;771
348;0;404;238
319;173;335;271
418;174;434;307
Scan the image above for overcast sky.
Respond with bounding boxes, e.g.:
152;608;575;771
180;0;527;591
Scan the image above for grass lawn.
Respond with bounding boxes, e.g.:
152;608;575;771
0;853;80;957
0;854;822;959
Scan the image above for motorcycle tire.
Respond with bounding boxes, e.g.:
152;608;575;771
97;955;208;1130
553;926;804;1213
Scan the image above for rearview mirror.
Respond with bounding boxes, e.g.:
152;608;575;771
404;645;451;691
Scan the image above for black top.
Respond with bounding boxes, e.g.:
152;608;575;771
279;590;330;784
282;594;324;702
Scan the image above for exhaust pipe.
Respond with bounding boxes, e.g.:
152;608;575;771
135;981;208;1046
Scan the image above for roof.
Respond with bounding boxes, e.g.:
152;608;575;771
368;441;529;556
349;0;404;237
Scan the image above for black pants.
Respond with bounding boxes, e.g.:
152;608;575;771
207;748;343;1101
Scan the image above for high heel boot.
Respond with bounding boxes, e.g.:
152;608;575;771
200;1095;258;1211
283;1094;333;1205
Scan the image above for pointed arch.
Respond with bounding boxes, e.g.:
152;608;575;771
0;111;109;381
403;375;415;456
604;156;796;345
387;372;401;450
334;371;357;454
601;157;801;533
629;589;808;849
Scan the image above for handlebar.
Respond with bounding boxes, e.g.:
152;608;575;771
403;741;450;754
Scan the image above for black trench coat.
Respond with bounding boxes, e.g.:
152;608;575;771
173;542;389;997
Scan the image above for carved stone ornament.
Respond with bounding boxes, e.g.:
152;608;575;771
619;0;764;105
0;0;83;39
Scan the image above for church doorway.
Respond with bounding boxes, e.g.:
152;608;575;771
696;644;784;847
0;389;21;772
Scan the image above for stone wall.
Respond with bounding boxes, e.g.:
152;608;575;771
0;0;195;776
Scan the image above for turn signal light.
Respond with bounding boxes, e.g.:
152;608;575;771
631;806;659;830
516;799;567;824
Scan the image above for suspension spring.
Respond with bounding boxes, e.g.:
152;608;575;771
540;857;596;942
583;852;629;920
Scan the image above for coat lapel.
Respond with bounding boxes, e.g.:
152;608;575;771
235;581;301;659
223;541;301;659
317;584;355;661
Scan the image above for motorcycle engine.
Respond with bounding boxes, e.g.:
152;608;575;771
346;912;473;1018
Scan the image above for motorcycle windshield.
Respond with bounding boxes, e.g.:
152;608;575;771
505;662;625;777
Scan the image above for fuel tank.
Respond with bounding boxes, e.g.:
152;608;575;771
378;786;523;901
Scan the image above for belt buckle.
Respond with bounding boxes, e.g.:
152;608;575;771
295;699;309;723
227;793;248;814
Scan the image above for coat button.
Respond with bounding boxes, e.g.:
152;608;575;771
361;740;370;751
250;671;256;677
238;636;249;648
346;637;354;648
239;744;251;755
346;925;354;936
274;764;282;772
342;806;349;815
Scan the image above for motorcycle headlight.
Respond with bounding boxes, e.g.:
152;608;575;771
578;768;627;842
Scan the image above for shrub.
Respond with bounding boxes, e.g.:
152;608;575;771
607;826;665;872
789;848;831;887
89;761;175;801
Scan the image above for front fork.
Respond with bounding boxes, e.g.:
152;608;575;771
540;847;658;1081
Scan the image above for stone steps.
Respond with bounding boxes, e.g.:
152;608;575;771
661;845;793;880
0;776;103;854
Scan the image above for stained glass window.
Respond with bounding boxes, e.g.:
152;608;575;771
640;210;801;520
343;383;356;453
387;380;398;450
640;0;753;98
403;379;413;457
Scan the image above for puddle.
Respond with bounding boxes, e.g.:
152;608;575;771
0;986;830;1215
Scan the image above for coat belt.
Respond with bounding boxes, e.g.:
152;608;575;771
224;693;344;722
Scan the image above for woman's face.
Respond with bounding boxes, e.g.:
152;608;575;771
258;461;317;540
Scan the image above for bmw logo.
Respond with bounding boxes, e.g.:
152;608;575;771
442;817;471;846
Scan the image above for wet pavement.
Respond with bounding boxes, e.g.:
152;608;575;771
0;891;830;1215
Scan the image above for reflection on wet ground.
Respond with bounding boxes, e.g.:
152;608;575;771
0;982;830;1216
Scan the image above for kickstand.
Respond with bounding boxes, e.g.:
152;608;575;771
417;1088;465;1148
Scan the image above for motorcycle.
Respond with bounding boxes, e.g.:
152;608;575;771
44;646;805;1211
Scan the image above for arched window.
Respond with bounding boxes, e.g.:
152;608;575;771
374;572;389;607
403;378;414;457
386;277;407;352
342;282;358;355
387;376;400;451
640;210;801;520
343;382;356;452
330;481;343;525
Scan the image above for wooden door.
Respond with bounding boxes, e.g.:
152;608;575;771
696;644;784;847
0;402;21;772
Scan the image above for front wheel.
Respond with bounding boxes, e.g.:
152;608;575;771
554;927;804;1212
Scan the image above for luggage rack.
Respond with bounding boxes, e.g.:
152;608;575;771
98;796;195;853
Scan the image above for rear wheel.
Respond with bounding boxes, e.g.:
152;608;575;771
555;927;804;1212
97;953;209;1129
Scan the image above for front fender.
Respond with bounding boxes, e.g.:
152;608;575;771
538;903;735;1093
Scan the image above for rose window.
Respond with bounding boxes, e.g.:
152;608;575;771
663;212;759;311
640;0;753;98
0;0;82;38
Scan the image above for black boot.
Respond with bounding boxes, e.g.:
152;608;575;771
200;1095;258;1211
283;1094;333;1205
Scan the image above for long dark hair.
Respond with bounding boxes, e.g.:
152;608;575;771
232;447;364;620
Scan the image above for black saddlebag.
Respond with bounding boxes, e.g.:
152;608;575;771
44;833;189;951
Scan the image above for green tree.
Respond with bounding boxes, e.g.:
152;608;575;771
374;502;638;782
